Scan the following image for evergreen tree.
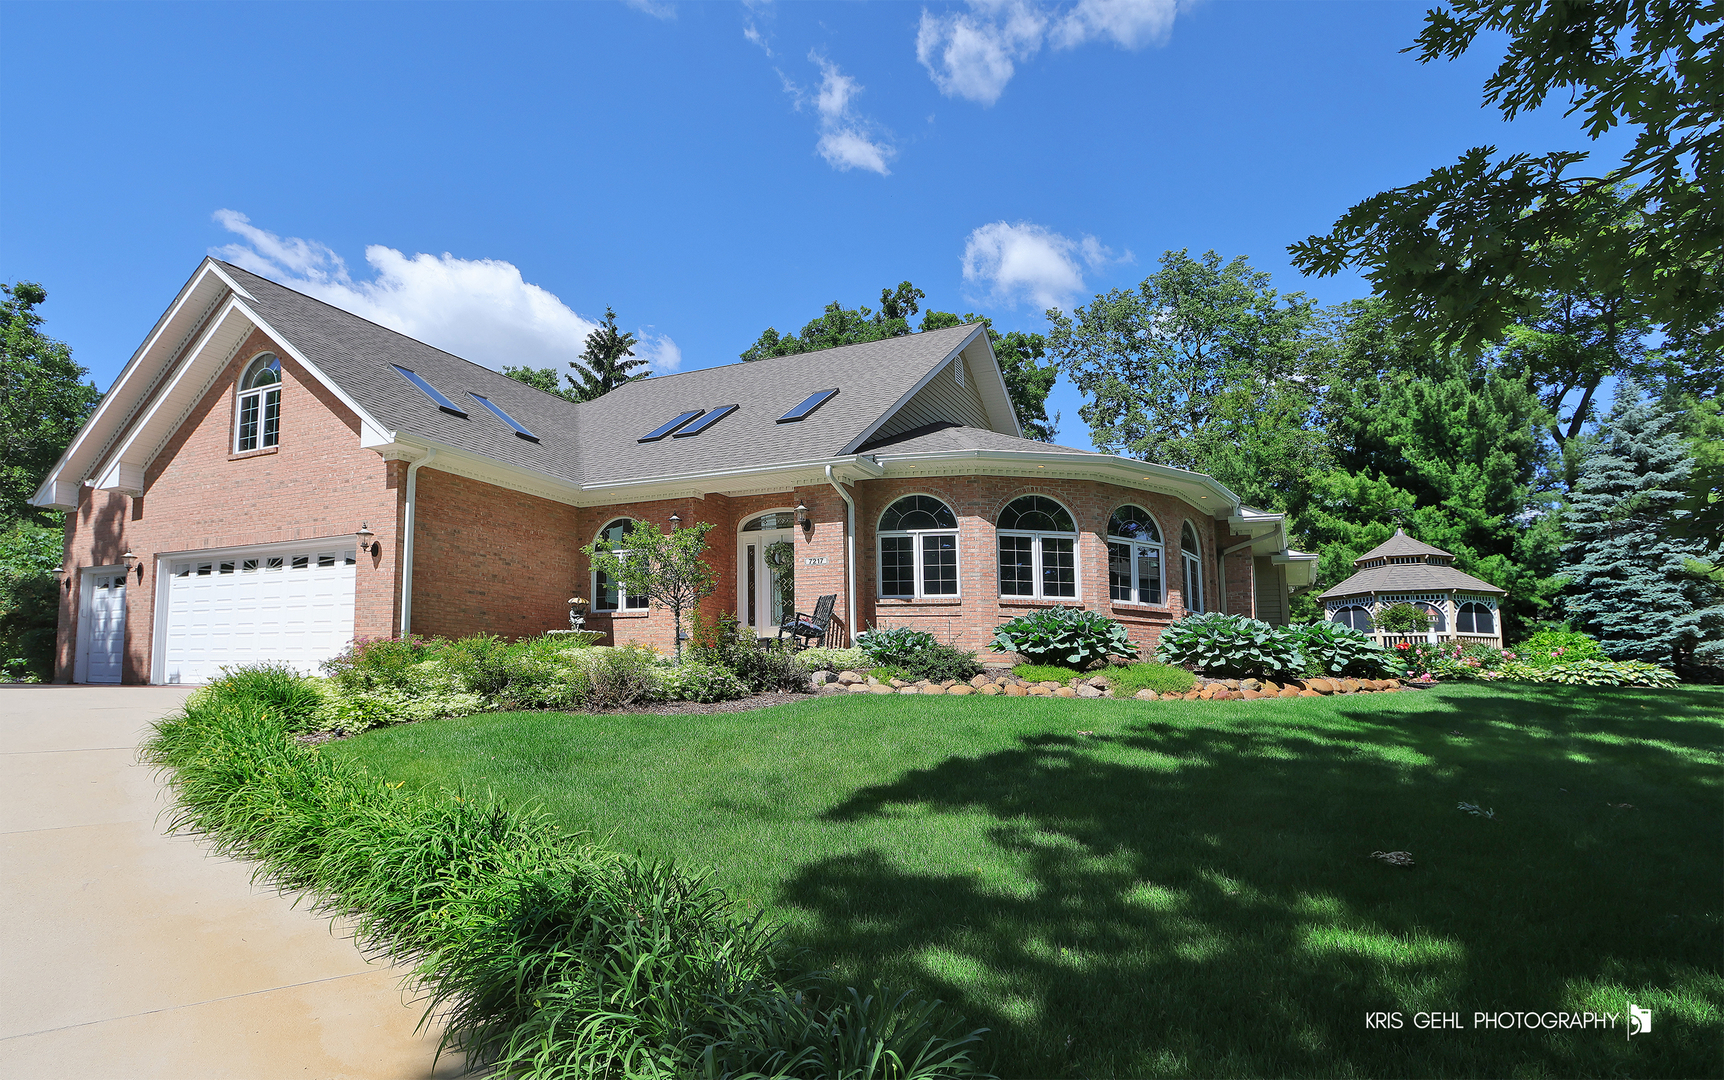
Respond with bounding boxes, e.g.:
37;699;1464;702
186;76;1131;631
568;307;648;400
1563;384;1711;665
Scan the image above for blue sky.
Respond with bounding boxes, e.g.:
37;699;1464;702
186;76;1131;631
1;1;1628;448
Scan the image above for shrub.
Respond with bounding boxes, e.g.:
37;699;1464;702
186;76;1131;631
855;625;939;666
440;634;588;710
315;684;488;735
989;607;1135;668
1501;658;1681;687
1289;620;1404;678
322;636;444;691
1153;613;1304;679
571;644;666;709
897;640;983;683
690;614;809;693
140;692;990;1079
1514;629;1608;668
662;660;750;703
797;646;873;672
1375;602;1431;633
1106;662;1197;697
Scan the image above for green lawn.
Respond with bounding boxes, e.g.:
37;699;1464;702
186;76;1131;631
331;684;1724;1079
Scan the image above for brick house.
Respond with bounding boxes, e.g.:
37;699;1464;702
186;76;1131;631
34;259;1318;684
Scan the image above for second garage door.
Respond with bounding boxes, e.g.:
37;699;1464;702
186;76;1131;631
162;543;358;684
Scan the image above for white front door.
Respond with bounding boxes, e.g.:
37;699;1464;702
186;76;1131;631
160;542;357;683
80;571;127;684
738;511;796;640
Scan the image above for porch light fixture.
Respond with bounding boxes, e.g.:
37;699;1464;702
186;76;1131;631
795;500;811;535
121;550;138;567
356;523;380;558
669;513;682;529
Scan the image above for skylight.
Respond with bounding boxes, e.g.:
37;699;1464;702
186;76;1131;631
777;388;839;423
639;410;704;442
469;393;538;442
672;404;739;438
391;365;467;416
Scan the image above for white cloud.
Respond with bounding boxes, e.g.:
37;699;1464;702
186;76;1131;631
743;24;771;55
624;0;676;20
782;55;895;175
961;220;1130;310
211;211;682;375
918;0;1190;106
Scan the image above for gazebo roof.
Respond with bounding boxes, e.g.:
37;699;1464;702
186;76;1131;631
1319;562;1506;601
1353;528;1453;566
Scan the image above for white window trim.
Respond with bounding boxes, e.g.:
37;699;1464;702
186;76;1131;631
234;354;282;454
876;496;961;599
1106;506;1166;607
1180;520;1204;614
591;519;648;613
998;530;1080;601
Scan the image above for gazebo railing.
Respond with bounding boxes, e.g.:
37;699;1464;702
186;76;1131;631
1373;631;1503;649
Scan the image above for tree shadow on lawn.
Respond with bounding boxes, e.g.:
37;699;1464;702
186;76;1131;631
776;687;1723;1079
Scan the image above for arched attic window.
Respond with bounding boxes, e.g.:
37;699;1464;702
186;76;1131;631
235;354;281;452
592;518;648;612
1180;521;1204;613
998;496;1077;599
1107;505;1164;605
878;495;959;598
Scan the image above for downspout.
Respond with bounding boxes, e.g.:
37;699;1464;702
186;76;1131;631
825;465;857;646
399;448;437;636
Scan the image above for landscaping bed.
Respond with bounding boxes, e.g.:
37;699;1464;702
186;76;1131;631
811;667;1413;700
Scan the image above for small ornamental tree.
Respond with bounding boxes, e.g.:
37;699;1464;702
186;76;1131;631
1375;602;1431;633
1563;384;1713;666
584;520;716;661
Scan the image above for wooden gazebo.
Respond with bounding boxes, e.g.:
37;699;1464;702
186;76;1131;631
1317;530;1506;648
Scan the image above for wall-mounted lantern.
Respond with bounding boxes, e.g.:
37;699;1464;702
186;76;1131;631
355;523;380;558
795;500;811;536
121;550;142;583
669;512;682;529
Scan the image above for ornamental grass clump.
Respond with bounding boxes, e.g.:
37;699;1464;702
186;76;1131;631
989;607;1134;668
1153;613;1304;679
142;667;992;1080
1105;661;1197;697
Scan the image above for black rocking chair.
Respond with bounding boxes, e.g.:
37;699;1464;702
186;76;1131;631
779;593;837;649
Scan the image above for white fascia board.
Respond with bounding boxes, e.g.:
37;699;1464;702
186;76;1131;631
32;260;233;507
578;454;884;504
1226;509;1290;554
841;325;991;454
378;436;585;506
873;447;1241;514
233;300;392;444
1273;548;1321;588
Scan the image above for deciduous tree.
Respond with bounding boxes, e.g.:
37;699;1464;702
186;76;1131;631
583;520;717;661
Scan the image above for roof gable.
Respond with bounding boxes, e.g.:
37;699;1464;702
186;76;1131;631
1356;529;1452;564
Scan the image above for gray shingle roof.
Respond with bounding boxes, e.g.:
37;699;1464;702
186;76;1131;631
1320;562;1506;600
860;422;1093;456
1354;529;1453;564
225;262;987;488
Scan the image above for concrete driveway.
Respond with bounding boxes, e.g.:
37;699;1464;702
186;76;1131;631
0;685;462;1079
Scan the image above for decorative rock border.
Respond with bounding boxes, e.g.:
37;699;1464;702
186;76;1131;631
806;668;1409;700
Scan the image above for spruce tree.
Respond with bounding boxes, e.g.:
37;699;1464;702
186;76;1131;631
1563;384;1707;665
567;307;647;400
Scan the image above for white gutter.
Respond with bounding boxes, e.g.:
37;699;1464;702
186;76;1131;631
825;465;857;646
399;448;437;635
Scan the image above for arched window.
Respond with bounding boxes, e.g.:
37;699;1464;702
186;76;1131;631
1458;601;1494;635
1107;505;1163;605
1180;521;1204;613
1330;605;1373;632
591;518;648;612
998;496;1077;599
235;354;282;452
1416;601;1447;632
877;495;959;598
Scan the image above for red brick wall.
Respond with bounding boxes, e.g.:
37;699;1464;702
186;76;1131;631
409;468;581;640
850;474;1225;657
1221;528;1258;620
56;329;404;682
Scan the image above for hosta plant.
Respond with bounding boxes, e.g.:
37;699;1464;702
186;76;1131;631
1525;658;1680;688
1291;620;1404;678
1153;613;1303;679
855;626;941;666
990;607;1135;668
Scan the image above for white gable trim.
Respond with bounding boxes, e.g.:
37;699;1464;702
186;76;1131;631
233;299;394;447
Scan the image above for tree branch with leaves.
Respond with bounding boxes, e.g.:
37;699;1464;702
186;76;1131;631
583;520;716;661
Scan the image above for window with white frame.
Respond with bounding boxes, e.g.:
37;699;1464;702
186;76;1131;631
235;354;281;452
877;495;959;598
1457;601;1494;634
1107;505;1164;605
1180;521;1205;613
1330;604;1373;631
998;496;1077;599
591;518;648;612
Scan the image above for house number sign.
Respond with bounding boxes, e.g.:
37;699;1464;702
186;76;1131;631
804;556;828;566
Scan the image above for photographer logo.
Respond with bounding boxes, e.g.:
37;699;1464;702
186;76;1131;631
1627;1004;1651;1040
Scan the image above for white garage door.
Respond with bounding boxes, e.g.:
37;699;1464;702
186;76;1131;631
162;544;357;684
